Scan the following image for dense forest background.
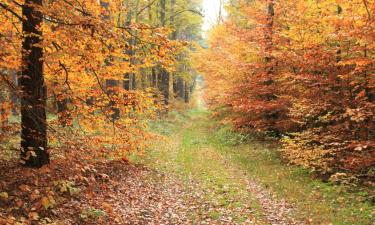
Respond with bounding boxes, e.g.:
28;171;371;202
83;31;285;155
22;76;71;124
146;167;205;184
0;0;374;224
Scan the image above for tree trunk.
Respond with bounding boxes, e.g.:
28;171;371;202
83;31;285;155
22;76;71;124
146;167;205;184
262;0;278;131
10;70;18;115
0;91;9;130
177;78;185;99
159;0;172;106
56;95;71;126
160;0;166;26
170;0;177;39
124;73;131;90
184;81;190;103
101;1;120;121
19;0;49;167
264;0;274;73
106;79;120;121
151;67;158;88
160;68;170;105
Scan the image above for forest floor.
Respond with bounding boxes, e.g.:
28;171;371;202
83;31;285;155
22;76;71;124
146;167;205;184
136;107;374;225
0;91;374;224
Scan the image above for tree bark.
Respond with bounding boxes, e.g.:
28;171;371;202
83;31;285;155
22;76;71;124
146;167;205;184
184;81;190;103
106;79;120;121
19;0;49;167
10;70;18;115
264;0;274;73
0;91;9;130
177;78;185;99
160;67;170;105
159;0;172;106
56;94;71;126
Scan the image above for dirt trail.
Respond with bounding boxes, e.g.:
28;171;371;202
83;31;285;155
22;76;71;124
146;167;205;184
142;106;299;224
136;80;299;224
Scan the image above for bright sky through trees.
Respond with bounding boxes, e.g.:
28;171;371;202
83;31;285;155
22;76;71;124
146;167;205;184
202;0;225;31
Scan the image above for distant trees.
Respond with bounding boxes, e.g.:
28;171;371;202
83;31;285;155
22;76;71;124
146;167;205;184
196;0;374;177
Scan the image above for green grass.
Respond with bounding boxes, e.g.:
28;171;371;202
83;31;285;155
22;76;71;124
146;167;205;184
209;124;374;224
139;107;374;224
138;109;267;223
213;142;374;224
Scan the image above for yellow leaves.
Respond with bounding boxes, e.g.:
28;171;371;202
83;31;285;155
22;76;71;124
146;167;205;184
0;192;8;200
28;212;39;221
281;132;332;172
41;195;56;210
101;202;114;214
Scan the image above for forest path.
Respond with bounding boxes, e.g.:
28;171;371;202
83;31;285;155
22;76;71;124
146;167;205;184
138;82;373;225
134;78;301;224
140;106;298;224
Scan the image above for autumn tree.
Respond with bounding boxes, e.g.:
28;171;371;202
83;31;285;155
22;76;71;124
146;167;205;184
195;0;374;177
0;0;202;165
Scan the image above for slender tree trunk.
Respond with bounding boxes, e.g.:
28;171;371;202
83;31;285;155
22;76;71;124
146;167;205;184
160;68;170;105
123;0;139;91
184;81;190;103
124;73;131;90
19;0;49;167
10;70;18;115
262;0;278;131
0;92;9;130
56;94;71;126
106;79;120;121
177;78;185;99
264;0;274;75
160;0;166;26
52;81;71;127
170;0;177;39
336;5;342;63
159;0;172;106
152;67;158;88
100;1;120;121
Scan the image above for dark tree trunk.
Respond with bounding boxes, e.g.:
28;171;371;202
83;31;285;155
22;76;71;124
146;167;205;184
0;93;9;130
10;70;19;115
170;0;177;40
106;79;120;121
262;0;278;131
19;0;49;167
56;95;71;127
124;73;131;90
184;81;190;103
264;0;274;72
160;0;166;26
160;68;170;105
52;82;72;127
177;78;185;99
100;1;120;121
159;0;172;106
131;73;136;90
151;68;158;88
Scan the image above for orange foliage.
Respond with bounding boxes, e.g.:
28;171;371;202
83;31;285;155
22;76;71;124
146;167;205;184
195;0;375;175
0;0;184;159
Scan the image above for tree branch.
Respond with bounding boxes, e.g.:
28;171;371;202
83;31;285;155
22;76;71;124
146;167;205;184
0;2;24;21
137;0;157;16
